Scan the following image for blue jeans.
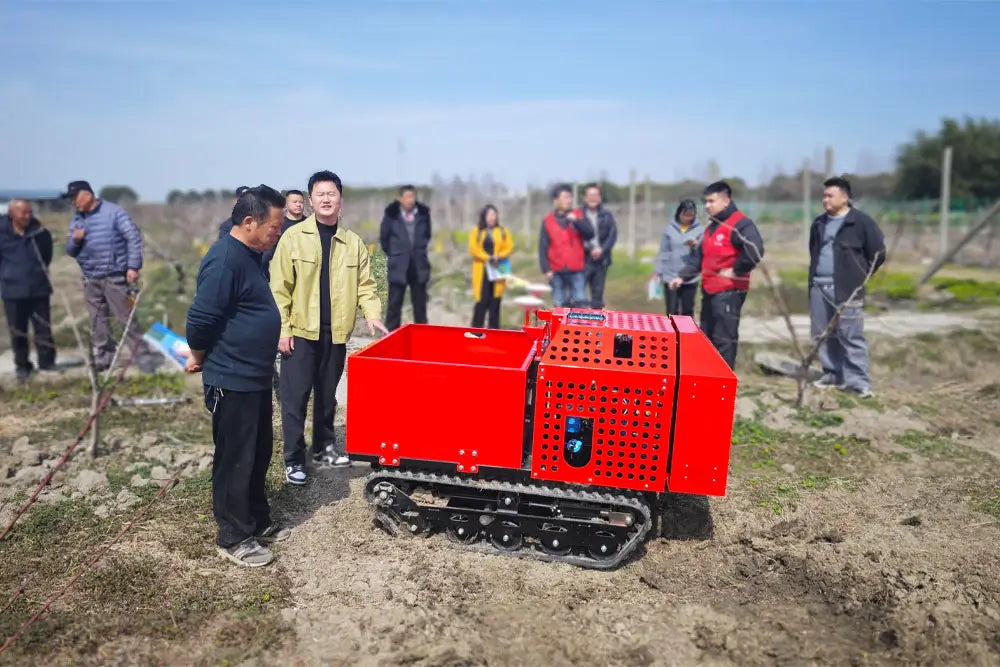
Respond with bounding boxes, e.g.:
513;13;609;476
809;283;871;391
550;271;587;307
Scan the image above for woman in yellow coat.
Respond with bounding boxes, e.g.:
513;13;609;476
468;204;514;329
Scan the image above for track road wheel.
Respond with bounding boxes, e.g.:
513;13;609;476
401;512;426;537
539;523;571;556
587;530;620;561
445;513;479;545
489;520;523;551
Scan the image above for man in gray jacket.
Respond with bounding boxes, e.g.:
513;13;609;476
654;199;703;316
64;181;160;373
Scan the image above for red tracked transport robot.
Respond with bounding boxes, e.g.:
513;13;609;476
346;308;738;569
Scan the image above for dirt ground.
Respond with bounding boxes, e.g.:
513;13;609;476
1;227;999;666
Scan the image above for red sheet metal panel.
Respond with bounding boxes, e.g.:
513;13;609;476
667;316;738;496
529;312;678;493
345;324;534;472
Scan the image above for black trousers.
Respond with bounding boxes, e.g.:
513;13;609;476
700;289;747;369
206;386;272;548
386;263;428;331
665;283;697;317
279;328;347;465
3;297;55;372
472;266;501;329
584;262;609;309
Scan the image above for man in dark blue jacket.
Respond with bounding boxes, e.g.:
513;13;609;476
186;185;288;568
581;183;618;309
64;180;160;373
380;185;432;330
0;200;55;381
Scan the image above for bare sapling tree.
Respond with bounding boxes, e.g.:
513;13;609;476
32;242;144;456
791;253;882;407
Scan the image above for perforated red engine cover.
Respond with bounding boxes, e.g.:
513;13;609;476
529;310;678;493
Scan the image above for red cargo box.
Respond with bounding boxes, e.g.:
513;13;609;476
667;315;738;496
346;324;536;471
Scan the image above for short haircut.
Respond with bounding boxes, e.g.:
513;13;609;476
308;171;343;195
703;181;731;198
823;176;852;198
399;184;416;196
551;183;573;199
232;185;286;226
284;189;304;198
583;182;601;195
674;198;697;220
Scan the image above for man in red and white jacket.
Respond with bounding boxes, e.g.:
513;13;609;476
670;181;764;368
538;183;595;307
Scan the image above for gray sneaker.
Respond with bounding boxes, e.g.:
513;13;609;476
218;537;274;568
813;373;842;389
256;522;291;544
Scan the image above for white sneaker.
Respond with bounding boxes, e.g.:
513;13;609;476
314;447;350;468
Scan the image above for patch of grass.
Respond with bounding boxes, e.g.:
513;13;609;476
0;385;61;404
835;393;859;410
745;473;847;515
932;277;1000;306
894;429;954;457
977;488;1000;520
795;409;845;429
0;465;291;664
888;451;912;463
979;383;1000;400
731;417;785;445
4;497;101;547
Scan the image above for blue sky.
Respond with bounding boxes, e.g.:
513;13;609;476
1;0;998;201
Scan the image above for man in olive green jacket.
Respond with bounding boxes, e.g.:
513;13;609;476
270;171;387;485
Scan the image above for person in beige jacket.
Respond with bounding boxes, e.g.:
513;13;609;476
269;170;387;486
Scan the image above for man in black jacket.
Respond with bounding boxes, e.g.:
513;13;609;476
670;181;765;368
809;177;885;398
581;183;618;309
380;185;431;331
0;200;55;381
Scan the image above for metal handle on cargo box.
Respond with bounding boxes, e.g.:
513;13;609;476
464;331;486;339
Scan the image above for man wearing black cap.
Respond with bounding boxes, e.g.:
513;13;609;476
217;186;250;240
64;180;160;373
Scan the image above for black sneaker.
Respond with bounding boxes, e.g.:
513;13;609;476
15;367;32;384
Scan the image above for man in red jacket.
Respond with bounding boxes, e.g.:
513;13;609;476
670;181;764;368
538;183;595;307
